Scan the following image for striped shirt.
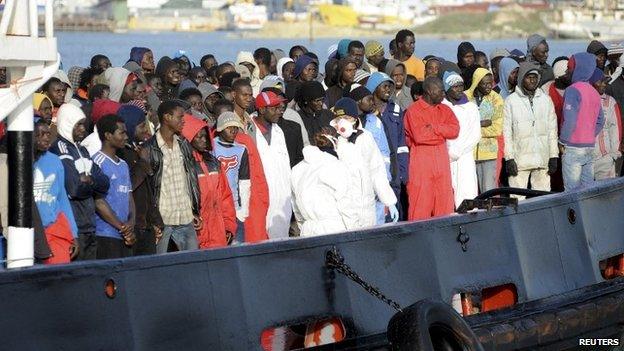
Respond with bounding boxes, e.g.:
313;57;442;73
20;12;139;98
156;132;194;225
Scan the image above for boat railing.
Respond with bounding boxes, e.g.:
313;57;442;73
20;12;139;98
0;0;59;269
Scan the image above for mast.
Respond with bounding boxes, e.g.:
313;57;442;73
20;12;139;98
0;0;59;268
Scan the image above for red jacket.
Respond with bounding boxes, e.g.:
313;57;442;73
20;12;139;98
181;116;237;248
548;82;565;133
234;133;269;243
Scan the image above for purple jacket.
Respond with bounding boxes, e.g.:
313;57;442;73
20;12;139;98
560;52;604;147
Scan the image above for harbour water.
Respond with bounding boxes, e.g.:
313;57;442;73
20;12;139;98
57;31;590;70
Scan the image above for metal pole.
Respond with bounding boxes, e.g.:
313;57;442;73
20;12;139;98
6;90;34;269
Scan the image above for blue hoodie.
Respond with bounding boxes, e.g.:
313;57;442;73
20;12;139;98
294;55;316;79
497;57;519;99
560;52;605;147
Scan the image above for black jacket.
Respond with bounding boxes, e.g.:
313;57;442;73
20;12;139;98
325;85;345;109
297;107;334;144
146;133;200;217
277;118;304;168
117;147;164;230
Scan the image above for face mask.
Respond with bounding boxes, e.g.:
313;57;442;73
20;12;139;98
335;118;355;138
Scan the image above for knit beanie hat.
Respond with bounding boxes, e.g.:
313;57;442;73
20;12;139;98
296;81;325;103
365;40;384;58
67;66;85;91
365;72;394;94
347;84;372;102
443;71;464;92
354;69;370;84
91;99;121;124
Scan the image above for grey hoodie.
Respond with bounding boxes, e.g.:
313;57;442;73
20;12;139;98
384;59;412;110
517;62;542;96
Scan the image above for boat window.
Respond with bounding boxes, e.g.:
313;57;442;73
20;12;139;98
451;283;518;316
260;317;346;350
600;254;624;280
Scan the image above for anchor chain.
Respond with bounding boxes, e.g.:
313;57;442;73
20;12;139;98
326;247;403;313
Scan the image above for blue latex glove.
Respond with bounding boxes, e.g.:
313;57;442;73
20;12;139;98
388;204;399;223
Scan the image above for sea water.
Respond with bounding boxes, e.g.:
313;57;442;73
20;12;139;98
57;31;590;70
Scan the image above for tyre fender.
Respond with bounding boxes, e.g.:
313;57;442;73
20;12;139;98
387;299;484;351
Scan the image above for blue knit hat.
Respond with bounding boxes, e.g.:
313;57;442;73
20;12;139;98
366;72;394;93
293;55;316;79
442;71;464;92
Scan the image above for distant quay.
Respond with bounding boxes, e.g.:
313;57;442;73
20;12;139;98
53;9;551;40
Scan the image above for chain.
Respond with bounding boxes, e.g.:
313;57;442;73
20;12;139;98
325;247;403;313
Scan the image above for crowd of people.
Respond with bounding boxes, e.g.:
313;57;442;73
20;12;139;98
0;30;622;264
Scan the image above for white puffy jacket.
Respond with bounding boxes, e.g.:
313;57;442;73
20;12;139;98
291;146;361;236
336;130;397;227
503;86;558;171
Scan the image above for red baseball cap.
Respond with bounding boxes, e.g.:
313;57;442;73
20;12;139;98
255;91;286;109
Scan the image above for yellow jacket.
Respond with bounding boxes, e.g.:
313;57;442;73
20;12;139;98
465;68;504;161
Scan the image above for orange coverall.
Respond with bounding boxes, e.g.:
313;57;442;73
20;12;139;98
404;99;460;220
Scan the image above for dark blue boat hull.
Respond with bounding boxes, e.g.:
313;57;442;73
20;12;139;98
2;178;624;350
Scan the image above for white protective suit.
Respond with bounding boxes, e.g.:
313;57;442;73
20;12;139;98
254;121;292;239
291;146;361;236
336;130;397;227
443;99;481;207
503;66;558;191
